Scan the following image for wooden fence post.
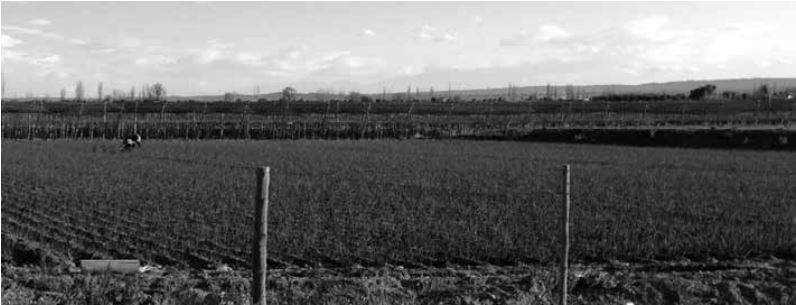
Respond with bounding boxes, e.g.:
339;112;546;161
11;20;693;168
253;166;270;305
27;113;32;141
560;164;571;305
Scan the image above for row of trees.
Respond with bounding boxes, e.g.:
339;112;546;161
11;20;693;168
592;84;791;102
63;82;166;103
687;84;790;101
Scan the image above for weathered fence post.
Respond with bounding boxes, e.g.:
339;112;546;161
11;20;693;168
252;166;270;305
560;164;571;305
27;113;32;141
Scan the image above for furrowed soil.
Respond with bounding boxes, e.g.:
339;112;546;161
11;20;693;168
2;139;794;304
3;235;794;305
2;259;793;305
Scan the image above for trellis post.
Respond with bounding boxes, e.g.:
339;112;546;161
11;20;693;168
560;164;571;305
252;166;270;305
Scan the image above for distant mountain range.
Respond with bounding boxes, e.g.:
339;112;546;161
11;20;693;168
167;78;796;102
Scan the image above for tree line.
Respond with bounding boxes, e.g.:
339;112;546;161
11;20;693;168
58;81;167;103
5;82;795;105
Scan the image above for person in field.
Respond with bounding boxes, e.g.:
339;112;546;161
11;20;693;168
120;133;142;151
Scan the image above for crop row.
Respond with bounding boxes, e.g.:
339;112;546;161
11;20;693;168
3;98;794;116
3;109;793;141
2;140;794;269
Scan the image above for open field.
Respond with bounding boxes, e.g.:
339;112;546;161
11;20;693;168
3;98;794;151
2;139;794;271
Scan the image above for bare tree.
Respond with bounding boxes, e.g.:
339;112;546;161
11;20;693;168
112;89;126;100
153;83;169;125
281;86;296;120
151;83;166;101
360;91;374;139
60;88;66;102
281;86;296;102
348;91;362;103
546;83;551;100
565;85;575;100
688;84;717;100
224;92;236;102
134;87;140;134
142;84;149;100
755;84;769;98
97;82;103;102
75;81;85;102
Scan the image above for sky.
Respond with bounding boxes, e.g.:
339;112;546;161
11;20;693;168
2;1;796;97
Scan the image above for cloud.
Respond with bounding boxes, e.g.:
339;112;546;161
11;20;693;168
333;54;365;68
416;25;457;42
257;47;383;80
3;25;42;35
32;54;60;67
2;34;22;48
206;39;232;49
134;54;178;67
235;51;260;64
27;19;52;26
699;21;795;65
2;49;26;61
536;24;571;42
652;64;700;73
2;25;63;40
196;40;232;64
500;24;571;47
417;25;436;40
3;49;62;70
118;37;143;48
474;16;483;26
360;28;376;37
398;65;424;76
33;70;70;80
500;30;531;47
181;43;380;79
626;16;674;42
2;24;93;49
91;48;117;54
285;50;371;73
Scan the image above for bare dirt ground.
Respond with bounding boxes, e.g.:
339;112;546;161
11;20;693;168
2;258;793;305
552;124;796;131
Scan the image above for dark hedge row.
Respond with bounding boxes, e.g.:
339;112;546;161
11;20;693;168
465;128;795;150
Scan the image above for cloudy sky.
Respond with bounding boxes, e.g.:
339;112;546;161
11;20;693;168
2;2;795;97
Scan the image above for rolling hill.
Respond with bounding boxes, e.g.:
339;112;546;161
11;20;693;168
5;78;794;103
165;78;796;102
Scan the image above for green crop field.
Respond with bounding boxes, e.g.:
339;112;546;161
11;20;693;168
2;139;794;269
